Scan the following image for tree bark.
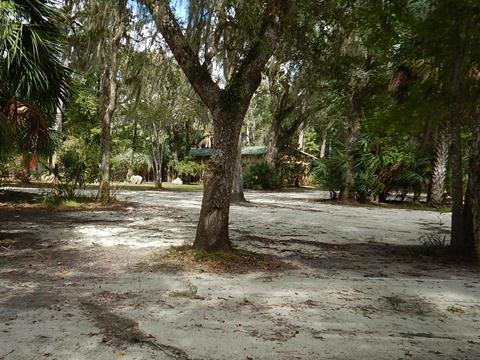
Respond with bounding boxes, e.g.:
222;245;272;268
320;129;327;158
449;114;464;250
265;59;294;168
153;144;163;189
298;122;305;150
430;123;449;207
464;109;480;258
246;120;255;146
231;133;246;203
340;90;362;202
449;12;465;250
194;112;244;250
96;1;126;202
265;113;282;167
265;100;295;167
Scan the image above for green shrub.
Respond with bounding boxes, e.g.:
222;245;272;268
57;147;87;198
310;150;345;199
111;149;151;181
169;158;205;181
243;161;281;190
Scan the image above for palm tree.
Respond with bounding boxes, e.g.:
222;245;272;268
0;0;68;162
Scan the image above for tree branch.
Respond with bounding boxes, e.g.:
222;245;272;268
229;0;295;105
141;0;221;112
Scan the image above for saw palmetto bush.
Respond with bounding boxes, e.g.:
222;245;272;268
0;0;68;161
312;134;431;202
311;142;346;199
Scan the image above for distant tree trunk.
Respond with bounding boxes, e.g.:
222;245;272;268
246;121;255;146
265;99;295;167
320;129;327;158
49;105;63;172
96;2;125;202
265;113;282;167
152;123;163;189
449;114;464;250
340;88;363;201
298;122;305;151
153;143;163;189
430;123;449;207
449;13;465;251
265;58;295;168
231;134;246;203
464;109;480;258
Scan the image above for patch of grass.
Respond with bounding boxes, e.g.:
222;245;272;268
87;181;203;192
2;180;204;192
418;232;449;256
312;198;452;212
0;190;130;211
446;305;465;314
136;245;296;274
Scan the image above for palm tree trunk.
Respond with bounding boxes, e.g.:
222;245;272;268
430;123;449;207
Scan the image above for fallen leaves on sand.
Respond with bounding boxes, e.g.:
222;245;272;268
135;245;297;274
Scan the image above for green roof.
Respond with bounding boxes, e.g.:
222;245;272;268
190;146;266;158
190;148;215;157
241;145;266;155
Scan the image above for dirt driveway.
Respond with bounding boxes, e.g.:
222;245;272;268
0;189;479;359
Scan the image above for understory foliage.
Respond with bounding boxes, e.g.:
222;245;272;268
169;159;205;182
243;161;281;190
57;147;87;198
0;0;68;160
312;135;431;202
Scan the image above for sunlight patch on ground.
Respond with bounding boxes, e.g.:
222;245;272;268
73;224;187;248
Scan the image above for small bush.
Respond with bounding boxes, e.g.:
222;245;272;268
243;161;281;190
418;232;448;256
111;149;150;181
310;156;345;199
169;159;205;182
57;147;87;198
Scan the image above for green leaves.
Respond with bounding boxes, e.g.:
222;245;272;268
0;0;69;160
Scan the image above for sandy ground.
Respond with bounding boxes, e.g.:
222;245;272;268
0;189;479;360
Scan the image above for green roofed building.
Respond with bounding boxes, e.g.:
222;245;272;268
190;146;266;160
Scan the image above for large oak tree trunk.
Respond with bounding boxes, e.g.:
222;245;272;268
194;112;243;250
